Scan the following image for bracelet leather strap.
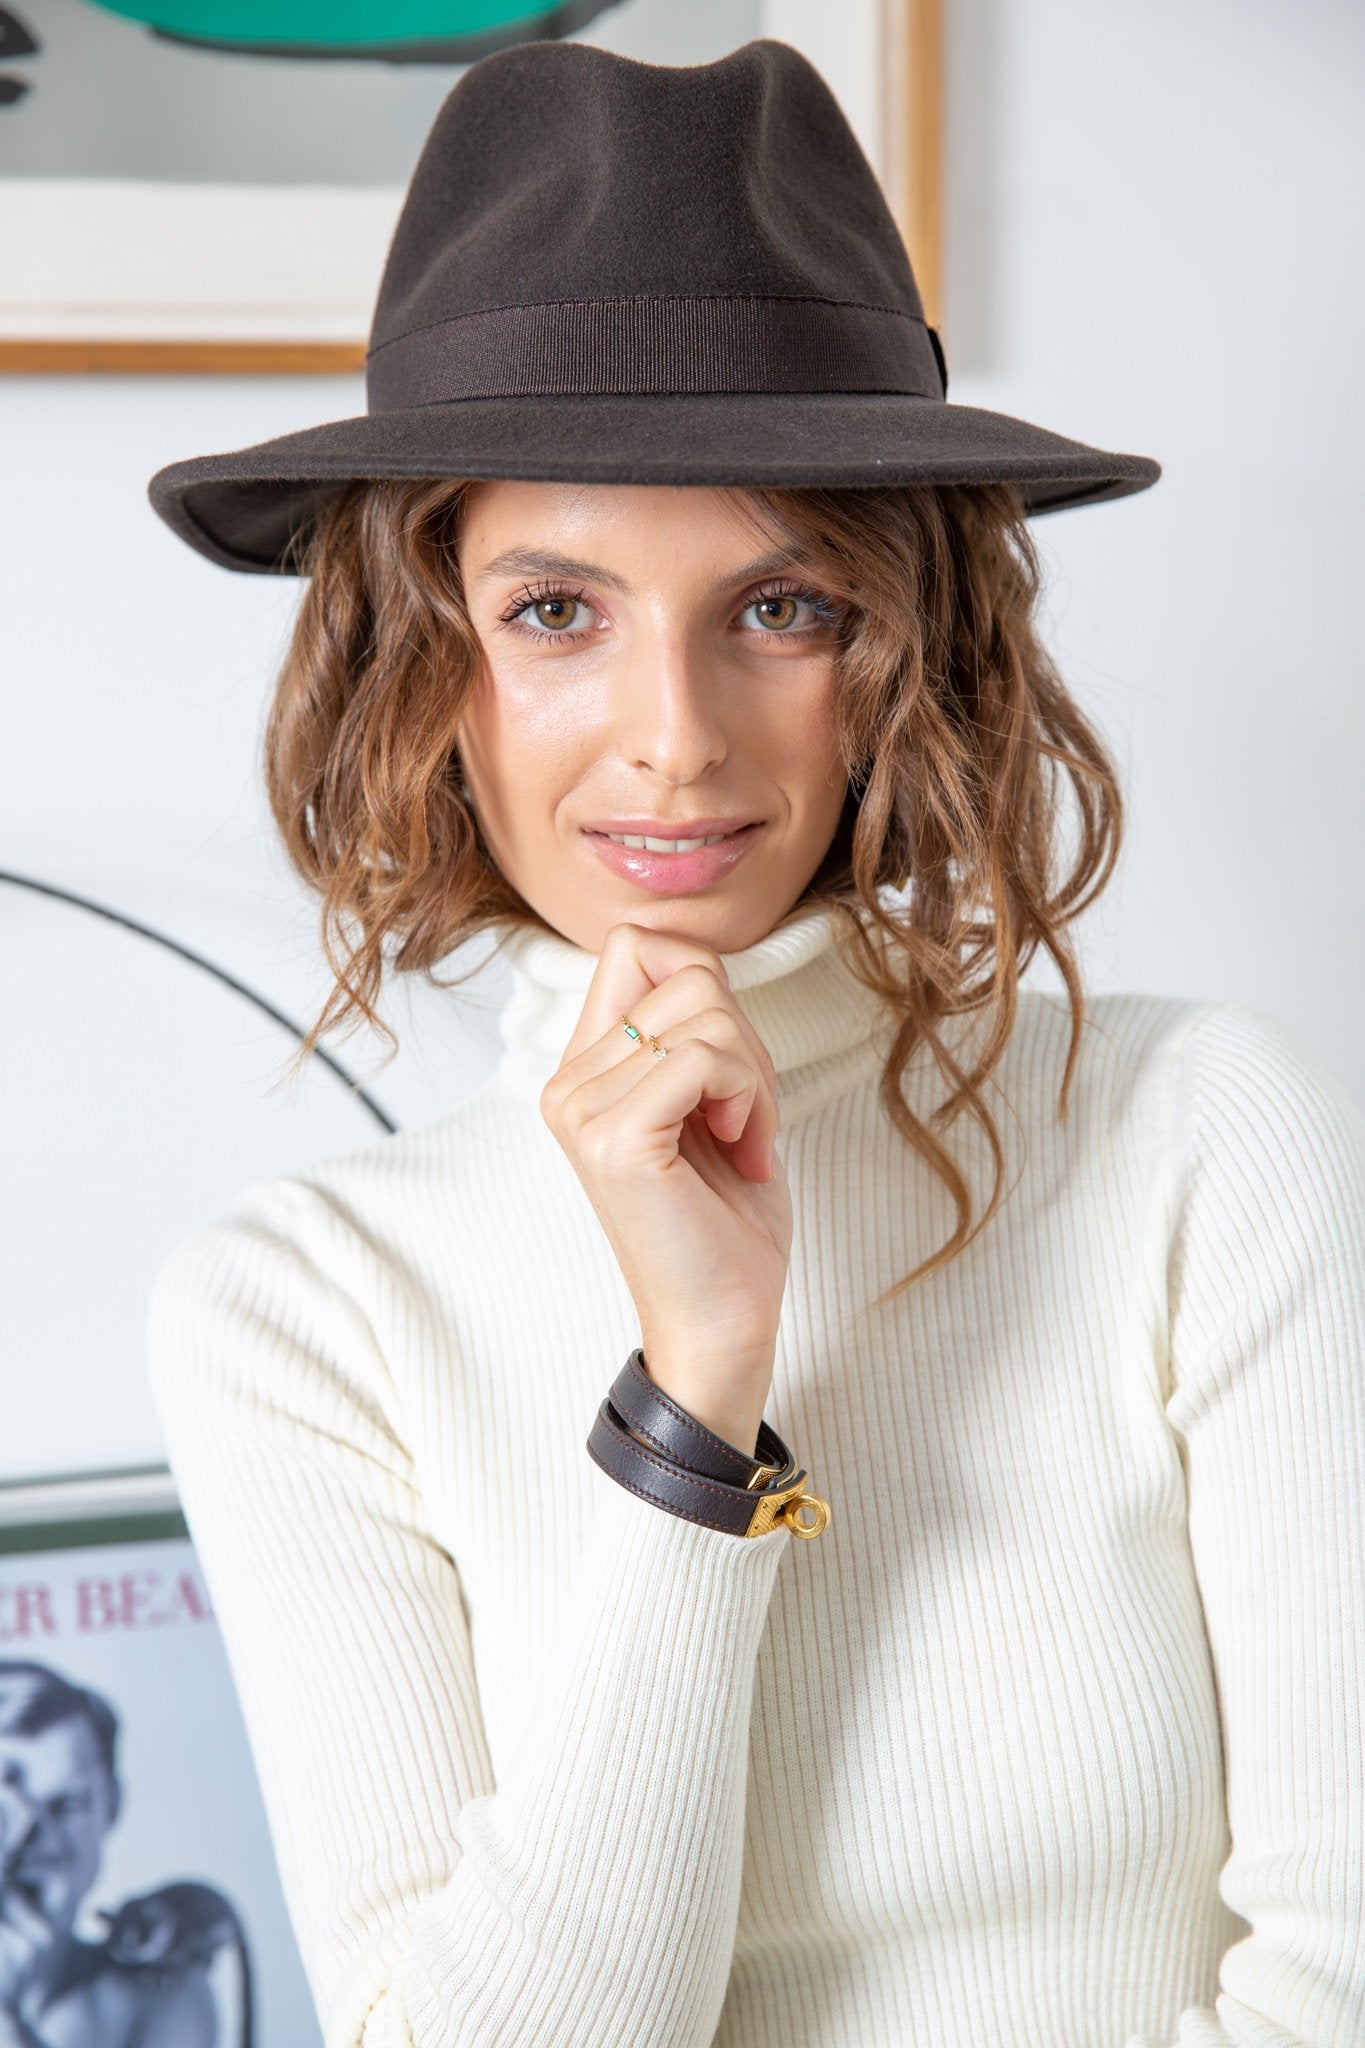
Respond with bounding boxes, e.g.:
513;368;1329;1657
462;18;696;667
585;1349;831;1540
610;1347;791;1487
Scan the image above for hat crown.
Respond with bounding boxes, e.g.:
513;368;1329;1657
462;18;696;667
370;38;926;355
146;36;1162;576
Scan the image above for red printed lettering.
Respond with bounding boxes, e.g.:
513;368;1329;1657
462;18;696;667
75;1577;119;1631
75;1570;215;1632
0;1581;58;1641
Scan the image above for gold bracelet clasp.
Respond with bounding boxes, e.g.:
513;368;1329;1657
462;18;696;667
744;1471;831;1540
782;1490;831;1539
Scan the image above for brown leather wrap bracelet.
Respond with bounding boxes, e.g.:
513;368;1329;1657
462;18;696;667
585;1348;831;1540
611;1346;790;1484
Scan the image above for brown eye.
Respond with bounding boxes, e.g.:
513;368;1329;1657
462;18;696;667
533;596;579;630
739;587;837;636
500;586;599;638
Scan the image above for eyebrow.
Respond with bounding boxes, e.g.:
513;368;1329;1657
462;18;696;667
473;546;812;598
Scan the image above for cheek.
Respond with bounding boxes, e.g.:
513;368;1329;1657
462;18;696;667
69;1817;104;1862
458;655;602;806
745;662;844;783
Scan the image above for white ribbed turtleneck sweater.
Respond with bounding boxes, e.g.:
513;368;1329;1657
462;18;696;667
144;897;1365;2048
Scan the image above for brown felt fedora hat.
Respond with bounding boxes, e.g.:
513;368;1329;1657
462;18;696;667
147;36;1161;576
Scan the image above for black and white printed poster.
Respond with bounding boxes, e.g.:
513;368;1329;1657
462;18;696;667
0;1484;321;2048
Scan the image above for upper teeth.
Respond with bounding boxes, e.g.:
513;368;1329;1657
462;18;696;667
603;831;738;851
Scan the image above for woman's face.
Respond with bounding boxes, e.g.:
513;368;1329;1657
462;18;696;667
453;480;849;954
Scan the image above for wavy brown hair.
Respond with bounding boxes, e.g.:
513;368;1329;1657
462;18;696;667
264;476;1123;1303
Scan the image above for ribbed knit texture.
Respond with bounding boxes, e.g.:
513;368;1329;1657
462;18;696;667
143;896;1365;2048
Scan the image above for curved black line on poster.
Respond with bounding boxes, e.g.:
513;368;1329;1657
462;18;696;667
0;869;398;1135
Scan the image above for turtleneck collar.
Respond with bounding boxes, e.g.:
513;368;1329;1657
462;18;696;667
490;883;912;1127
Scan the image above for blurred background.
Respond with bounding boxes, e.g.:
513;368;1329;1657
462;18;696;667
2;0;1361;1481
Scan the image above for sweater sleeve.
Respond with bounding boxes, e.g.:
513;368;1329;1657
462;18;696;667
143;1174;791;2048
1124;1001;1365;2048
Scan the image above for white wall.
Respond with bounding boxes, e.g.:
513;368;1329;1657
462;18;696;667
939;0;1364;1097
1;0;1361;1479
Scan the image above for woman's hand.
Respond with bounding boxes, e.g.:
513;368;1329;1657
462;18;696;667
540;922;791;1452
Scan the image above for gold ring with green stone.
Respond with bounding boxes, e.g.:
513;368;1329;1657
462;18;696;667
621;1015;667;1059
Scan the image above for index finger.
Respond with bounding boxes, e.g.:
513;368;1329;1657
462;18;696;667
559;922;735;1067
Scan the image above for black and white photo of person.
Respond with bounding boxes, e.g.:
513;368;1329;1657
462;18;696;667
0;1661;251;2048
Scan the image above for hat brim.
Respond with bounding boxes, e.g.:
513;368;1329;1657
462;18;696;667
147;391;1161;575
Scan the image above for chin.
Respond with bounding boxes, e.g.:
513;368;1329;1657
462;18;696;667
599;898;779;954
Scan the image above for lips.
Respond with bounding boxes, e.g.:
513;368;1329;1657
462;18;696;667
585;820;762;896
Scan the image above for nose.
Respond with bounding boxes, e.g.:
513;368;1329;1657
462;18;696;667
615;620;727;787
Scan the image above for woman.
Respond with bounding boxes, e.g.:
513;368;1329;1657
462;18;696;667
137;36;1363;2048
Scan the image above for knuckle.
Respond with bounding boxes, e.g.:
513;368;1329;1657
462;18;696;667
668;1034;714;1067
687;942;730;982
578;1118;629;1178
697;1003;743;1041
539;1070;575;1124
692;1005;775;1092
544;1072;590;1135
675;961;724;1002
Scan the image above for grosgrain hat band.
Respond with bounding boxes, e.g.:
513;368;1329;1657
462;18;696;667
365;293;948;411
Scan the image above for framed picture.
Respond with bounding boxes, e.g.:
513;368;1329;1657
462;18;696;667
0;0;941;371
0;1465;323;2048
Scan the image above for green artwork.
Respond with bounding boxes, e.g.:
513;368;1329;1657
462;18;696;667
81;0;624;61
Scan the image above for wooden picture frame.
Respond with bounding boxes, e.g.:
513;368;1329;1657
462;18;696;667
881;0;942;335
0;0;941;373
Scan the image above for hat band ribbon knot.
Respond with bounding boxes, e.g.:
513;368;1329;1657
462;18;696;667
365;293;946;411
